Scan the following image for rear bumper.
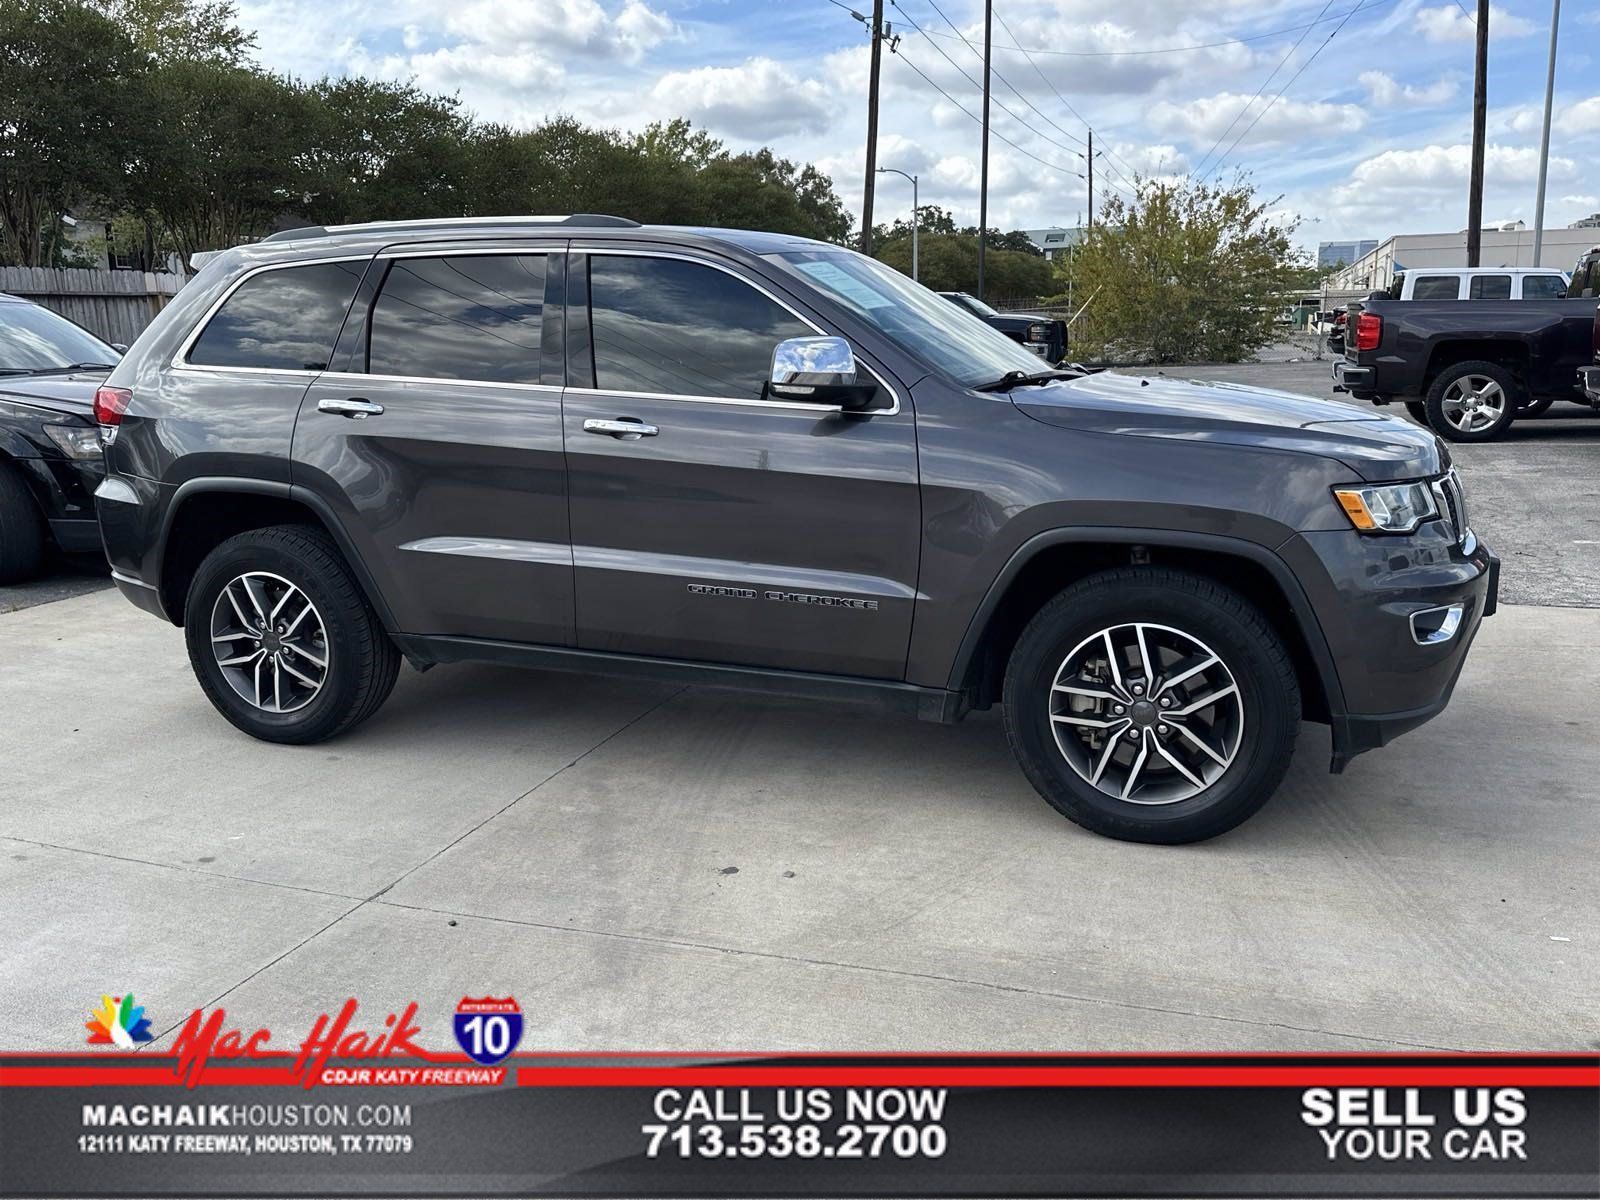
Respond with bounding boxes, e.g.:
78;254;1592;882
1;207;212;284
46;517;102;555
1331;359;1375;395
1580;364;1600;405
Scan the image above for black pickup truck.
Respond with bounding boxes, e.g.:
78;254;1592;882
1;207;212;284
1333;293;1598;441
940;292;1069;363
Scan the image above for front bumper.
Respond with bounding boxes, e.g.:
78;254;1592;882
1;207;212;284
1331;358;1375;395
1580;364;1600;406
1279;525;1498;771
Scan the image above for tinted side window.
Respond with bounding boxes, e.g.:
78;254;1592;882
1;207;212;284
188;262;364;370
1520;275;1566;300
1411;275;1461;300
588;256;812;399
368;255;547;383
1468;275;1512;300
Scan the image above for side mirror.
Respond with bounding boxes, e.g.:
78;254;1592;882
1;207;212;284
768;336;879;410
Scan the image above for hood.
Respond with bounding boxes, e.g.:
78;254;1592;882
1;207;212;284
0;369;109;420
1012;370;1440;481
986;312;1059;330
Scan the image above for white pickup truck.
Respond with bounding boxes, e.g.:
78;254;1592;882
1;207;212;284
1381;266;1570;301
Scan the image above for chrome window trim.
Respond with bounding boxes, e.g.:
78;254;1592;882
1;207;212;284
169;254;375;374
329;370;563;395
372;246;557;260
569;245;903;416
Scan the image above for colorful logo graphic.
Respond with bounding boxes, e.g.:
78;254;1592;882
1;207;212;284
453;996;522;1065
85;993;155;1048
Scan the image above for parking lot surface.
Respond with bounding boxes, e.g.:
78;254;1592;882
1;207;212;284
2;585;1596;1053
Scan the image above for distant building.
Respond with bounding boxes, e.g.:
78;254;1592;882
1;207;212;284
1318;239;1377;269
1327;226;1599;293
1023;226;1083;260
1572;212;1600;229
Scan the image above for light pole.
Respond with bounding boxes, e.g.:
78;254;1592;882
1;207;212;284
1533;0;1561;264
876;168;919;281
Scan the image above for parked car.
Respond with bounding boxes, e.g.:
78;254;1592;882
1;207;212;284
0;293;120;582
1378;266;1570;302
939;291;1068;363
96;215;1496;844
1568;245;1600;300
1333;284;1597;440
1579;300;1600;407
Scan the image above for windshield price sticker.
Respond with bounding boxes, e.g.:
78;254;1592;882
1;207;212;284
642;1087;949;1161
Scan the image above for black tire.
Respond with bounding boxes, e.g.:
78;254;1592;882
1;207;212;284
1516;395;1554;418
1425;360;1520;442
0;462;46;584
184;524;400;744
1002;567;1300;844
1404;401;1429;424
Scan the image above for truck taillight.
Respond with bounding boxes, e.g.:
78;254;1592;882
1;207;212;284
93;385;132;426
1354;312;1383;352
1592;305;1599;357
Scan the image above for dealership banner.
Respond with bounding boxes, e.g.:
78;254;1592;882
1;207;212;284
2;1001;1597;1197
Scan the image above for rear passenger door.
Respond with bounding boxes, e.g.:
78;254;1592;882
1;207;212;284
292;243;574;646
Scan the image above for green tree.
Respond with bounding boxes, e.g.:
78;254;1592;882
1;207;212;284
1055;175;1305;363
0;0;143;265
94;0;254;62
875;233;1053;298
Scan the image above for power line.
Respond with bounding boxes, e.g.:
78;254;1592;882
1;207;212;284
1203;0;1372;181
1189;0;1336;181
918;0;1396;57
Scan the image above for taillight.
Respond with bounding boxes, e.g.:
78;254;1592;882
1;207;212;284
1591;305;1599;357
93;385;132;426
1354;312;1383;352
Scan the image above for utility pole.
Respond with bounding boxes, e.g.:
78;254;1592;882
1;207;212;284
977;0;992;299
1086;129;1094;231
1465;0;1489;267
1532;0;1561;265
860;0;885;255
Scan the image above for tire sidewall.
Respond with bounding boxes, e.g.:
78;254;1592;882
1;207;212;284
184;535;365;742
1004;580;1296;843
1426;362;1518;442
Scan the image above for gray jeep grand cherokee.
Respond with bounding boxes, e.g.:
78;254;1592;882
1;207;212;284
94;215;1498;843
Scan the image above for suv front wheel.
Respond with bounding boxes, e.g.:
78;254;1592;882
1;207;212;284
184;525;400;744
1003;567;1300;844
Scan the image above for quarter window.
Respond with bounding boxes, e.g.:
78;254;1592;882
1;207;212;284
1520;275;1566;300
188;261;364;371
367;255;547;384
587;256;812;400
1468;275;1512;300
1411;275;1461;300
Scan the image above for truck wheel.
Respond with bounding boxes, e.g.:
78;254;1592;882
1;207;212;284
1404;402;1429;424
1516;396;1554;418
0;463;46;584
1002;567;1300;844
184;524;400;744
1425;361;1519;442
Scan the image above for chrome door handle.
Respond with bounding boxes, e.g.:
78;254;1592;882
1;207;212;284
583;417;658;438
318;398;384;419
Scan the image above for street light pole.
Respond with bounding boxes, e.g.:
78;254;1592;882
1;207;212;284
1533;0;1562;265
876;168;919;281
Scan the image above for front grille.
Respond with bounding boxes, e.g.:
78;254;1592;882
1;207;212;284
1432;470;1468;544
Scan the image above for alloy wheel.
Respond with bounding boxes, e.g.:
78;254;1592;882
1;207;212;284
209;572;329;713
1439;375;1506;434
1048;622;1244;805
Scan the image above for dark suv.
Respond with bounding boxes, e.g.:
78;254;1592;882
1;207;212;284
95;215;1498;843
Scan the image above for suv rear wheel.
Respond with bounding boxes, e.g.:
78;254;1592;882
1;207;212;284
184;525;400;743
1002;567;1300;844
1425;361;1520;442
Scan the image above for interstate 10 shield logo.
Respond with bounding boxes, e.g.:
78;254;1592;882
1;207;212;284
453;996;522;1065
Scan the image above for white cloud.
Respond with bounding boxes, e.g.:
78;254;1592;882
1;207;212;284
1358;71;1458;107
1337;143;1575;203
445;0;674;63
650;58;836;140
1149;92;1366;147
1566;97;1600;134
1413;4;1535;44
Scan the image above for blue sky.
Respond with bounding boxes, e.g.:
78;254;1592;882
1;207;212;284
231;0;1599;253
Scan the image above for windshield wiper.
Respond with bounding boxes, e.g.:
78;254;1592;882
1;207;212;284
973;368;1077;393
12;362;120;375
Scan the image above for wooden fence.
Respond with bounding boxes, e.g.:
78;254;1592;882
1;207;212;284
0;267;187;347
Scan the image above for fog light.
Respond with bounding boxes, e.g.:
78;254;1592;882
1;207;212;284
1410;603;1463;646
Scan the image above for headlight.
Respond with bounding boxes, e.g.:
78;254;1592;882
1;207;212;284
1025;322;1051;343
43;423;104;460
1332;481;1438;533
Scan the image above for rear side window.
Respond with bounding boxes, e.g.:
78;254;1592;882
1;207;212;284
587;255;812;399
367;255;547;383
1411;275;1461;300
1521;275;1566;300
1468;275;1512;300
188;261;364;370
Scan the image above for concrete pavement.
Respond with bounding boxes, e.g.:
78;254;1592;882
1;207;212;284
2;588;1595;1054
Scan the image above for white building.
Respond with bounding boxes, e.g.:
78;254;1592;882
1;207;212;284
1328;224;1598;292
1023;226;1083;260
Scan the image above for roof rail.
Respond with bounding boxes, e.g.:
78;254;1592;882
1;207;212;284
262;214;641;243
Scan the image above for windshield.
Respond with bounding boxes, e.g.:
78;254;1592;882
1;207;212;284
771;249;1049;388
952;292;999;317
0;301;120;373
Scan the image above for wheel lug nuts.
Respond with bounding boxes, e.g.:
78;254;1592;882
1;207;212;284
1159;697;1171;708
1113;705;1125;714
1132;683;1144;694
1158;724;1169;735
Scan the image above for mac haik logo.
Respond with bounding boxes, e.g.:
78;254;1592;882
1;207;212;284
85;993;155;1047
453;996;522;1065
169;999;424;1088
